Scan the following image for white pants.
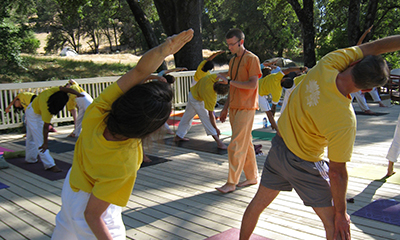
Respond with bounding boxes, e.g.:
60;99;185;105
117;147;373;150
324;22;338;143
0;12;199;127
52;170;125;240
73;92;93;137
176;93;217;138
258;94;271;112
351;88;381;111
387;113;400;163
25;104;55;169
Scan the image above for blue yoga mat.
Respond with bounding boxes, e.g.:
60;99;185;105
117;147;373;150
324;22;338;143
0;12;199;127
352;199;400;226
0;182;10;190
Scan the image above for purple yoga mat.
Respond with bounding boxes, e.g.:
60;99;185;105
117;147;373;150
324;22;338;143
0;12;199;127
352;199;400;226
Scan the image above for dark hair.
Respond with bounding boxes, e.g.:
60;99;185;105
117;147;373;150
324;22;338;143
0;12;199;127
280;72;297;88
202;61;214;72
225;28;245;41
213;82;230;95
13;99;24;113
352;55;389;89
262;68;271;78
106;81;173;139
47;91;69;115
163;74;175;84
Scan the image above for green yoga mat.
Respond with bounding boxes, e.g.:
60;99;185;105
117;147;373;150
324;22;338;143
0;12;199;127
348;164;400;185
251;131;276;141
221;130;276;141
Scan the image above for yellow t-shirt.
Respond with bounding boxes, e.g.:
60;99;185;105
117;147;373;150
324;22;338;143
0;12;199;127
69;82;143;207
228;51;262;110
193;60;210;82
258;71;285;104
278;46;363;163
31;87;60;123
191;74;218;111
66;82;85;111
17;92;35;111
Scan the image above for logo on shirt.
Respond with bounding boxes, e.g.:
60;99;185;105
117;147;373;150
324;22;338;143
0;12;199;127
306;80;320;107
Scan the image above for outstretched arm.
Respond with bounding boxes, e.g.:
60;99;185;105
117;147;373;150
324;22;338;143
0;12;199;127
357;25;373;45
117;29;194;93
359;35;400;56
282;67;308;75
5;96;19;113
163;67;188;74
206;50;225;61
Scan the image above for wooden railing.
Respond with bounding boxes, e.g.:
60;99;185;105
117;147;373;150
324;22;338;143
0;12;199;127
0;70;227;130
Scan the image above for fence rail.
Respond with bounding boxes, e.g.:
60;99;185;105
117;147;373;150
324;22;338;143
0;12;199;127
0;70;215;130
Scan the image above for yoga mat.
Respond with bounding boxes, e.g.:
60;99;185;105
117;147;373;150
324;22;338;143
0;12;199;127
352;199;400;226
13;140;76;153
251;130;276;141
170;112;200;119
141;155;171;168
163;137;228;155
0;146;14;155
0;182;10;190
5;157;71;181
348;165;400;185
355;111;389;116
205;228;271;240
166;119;202;127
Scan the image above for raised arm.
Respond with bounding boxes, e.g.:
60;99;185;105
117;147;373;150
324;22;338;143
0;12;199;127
163;67;188;74
117;29;193;93
5;96;19;113
206;50;225;61
357;25;373;45
359;35;400;56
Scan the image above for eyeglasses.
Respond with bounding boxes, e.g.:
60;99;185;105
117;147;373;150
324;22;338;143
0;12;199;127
225;40;241;47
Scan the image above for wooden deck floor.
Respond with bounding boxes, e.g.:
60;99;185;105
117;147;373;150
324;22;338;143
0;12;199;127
0;101;399;240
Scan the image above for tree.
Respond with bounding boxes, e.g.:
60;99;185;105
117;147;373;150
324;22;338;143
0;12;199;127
287;0;316;67
154;0;203;70
125;0;167;70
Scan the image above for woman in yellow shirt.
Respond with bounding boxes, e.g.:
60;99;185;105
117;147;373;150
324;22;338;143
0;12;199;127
52;29;193;240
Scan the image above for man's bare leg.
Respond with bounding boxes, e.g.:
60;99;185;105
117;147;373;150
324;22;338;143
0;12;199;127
240;185;280;240
237;178;258;187
215;182;236;193
386;160;395;177
313;206;337;240
212;135;227;149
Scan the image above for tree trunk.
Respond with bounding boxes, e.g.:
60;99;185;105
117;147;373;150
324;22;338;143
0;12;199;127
287;0;316;67
362;0;379;43
347;0;361;46
154;0;203;70
125;0;167;69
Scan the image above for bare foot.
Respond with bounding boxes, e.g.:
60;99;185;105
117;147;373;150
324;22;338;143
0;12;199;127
237;178;258;187
47;165;62;172
379;102;387;107
67;133;76;138
162;29;194;56
143;154;152;163
174;135;189;142
364;110;375;115
217;143;228;150
166;130;175;135
215;183;236;193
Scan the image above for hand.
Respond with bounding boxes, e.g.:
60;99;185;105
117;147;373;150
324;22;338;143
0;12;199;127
77;93;84;98
219;109;228;123
39;143;48;153
334;212;351;240
216;74;229;84
216;128;221;137
5;107;10;113
162;29;194;56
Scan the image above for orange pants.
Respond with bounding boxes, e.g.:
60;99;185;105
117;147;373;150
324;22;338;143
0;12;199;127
227;108;258;184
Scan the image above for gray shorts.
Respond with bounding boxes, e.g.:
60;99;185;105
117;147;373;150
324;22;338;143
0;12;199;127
261;135;332;207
